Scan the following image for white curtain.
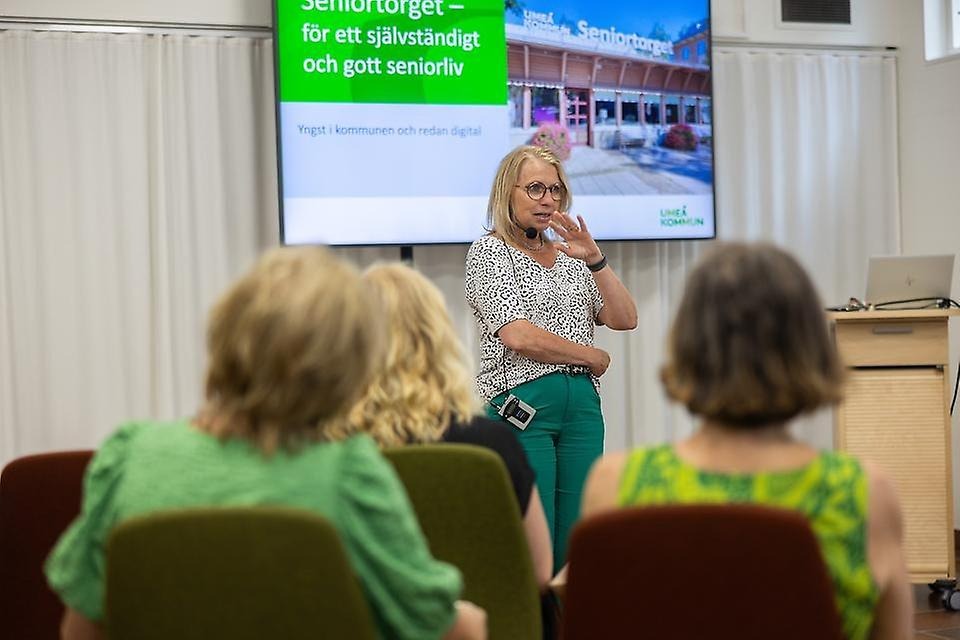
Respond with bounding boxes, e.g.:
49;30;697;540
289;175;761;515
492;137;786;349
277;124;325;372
0;30;278;463
707;48;900;450
0;32;899;465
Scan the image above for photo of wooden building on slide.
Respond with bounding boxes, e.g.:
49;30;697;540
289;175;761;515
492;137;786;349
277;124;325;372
505;1;713;196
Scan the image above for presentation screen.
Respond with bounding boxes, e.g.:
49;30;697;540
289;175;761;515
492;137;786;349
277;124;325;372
274;0;714;245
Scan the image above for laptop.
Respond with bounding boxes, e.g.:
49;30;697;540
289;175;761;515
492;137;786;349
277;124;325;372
864;254;955;308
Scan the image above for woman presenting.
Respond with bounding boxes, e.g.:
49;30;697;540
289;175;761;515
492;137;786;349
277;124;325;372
465;145;637;572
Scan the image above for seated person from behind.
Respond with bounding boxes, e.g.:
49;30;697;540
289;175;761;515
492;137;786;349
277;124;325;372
328;263;553;587
46;247;486;640
579;243;912;640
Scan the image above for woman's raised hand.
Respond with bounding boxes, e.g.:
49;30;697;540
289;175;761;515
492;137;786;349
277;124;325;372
549;212;603;265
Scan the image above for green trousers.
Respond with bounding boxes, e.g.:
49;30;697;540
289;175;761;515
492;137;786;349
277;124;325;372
486;371;604;573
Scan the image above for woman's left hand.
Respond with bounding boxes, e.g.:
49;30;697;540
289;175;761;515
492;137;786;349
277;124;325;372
549;212;603;264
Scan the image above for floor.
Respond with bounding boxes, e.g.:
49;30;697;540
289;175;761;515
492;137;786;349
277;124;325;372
916;582;960;638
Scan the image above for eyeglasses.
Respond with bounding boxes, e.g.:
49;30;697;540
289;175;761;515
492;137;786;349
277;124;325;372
516;181;566;201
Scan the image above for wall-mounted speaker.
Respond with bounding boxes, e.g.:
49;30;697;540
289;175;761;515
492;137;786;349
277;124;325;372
781;0;852;25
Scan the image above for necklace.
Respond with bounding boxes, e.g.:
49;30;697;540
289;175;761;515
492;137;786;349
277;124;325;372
521;234;544;252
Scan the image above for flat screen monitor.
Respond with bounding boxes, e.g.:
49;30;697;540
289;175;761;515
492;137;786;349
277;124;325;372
274;0;715;245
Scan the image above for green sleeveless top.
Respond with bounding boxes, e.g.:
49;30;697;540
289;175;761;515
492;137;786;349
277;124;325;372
617;445;877;640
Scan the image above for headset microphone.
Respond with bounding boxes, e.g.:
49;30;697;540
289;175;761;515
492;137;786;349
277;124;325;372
509;211;540;240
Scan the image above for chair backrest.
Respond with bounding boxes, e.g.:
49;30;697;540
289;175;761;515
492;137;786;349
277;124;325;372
562;504;846;640
0;450;94;640
383;444;542;640
105;506;378;640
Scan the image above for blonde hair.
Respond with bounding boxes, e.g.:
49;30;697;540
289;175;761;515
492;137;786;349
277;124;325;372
328;263;480;447
487;145;572;246
661;243;844;428
196;246;382;453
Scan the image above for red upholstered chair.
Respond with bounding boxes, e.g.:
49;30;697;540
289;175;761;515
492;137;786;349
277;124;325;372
562;504;845;640
1;450;94;640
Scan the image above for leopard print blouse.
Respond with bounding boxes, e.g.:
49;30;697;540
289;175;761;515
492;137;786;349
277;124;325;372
465;234;604;401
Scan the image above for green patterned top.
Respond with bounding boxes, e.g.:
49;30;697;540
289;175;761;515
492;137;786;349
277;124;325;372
617;445;877;640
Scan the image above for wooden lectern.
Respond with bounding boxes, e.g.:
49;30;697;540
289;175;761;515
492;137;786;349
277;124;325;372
830;309;959;583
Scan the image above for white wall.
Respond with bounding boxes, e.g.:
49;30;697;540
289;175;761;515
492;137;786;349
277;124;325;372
712;0;899;46
2;0;901;46
897;1;960;523
899;4;960;260
2;0;902;44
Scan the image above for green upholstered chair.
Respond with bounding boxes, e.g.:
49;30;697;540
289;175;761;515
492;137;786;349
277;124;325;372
104;506;377;640
383;444;541;640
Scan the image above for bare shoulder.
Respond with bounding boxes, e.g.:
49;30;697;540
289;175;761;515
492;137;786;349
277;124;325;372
862;460;904;540
862;459;906;593
861;459;913;639
581;451;631;518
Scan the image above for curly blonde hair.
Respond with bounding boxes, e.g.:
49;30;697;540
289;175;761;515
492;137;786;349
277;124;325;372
328;263;480;446
196;246;382;453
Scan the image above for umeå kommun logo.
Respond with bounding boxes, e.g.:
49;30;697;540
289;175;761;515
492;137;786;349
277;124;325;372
659;205;704;227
